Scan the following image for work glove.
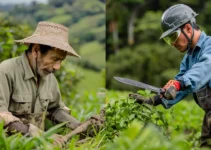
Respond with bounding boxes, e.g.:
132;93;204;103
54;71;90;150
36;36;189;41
5;121;29;135
163;80;181;100
129;93;162;106
51;134;67;149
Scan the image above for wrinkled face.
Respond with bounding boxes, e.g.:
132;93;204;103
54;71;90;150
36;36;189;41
170;24;193;53
36;47;67;77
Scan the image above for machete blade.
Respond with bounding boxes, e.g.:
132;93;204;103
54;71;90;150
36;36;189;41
114;76;161;94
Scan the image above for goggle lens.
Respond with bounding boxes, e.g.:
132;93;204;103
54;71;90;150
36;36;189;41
163;28;181;45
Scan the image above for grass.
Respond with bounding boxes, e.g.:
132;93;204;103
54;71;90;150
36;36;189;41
76;67;104;93
79;41;105;68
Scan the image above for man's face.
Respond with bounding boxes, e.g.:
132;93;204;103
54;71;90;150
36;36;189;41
36;48;67;77
171;24;193;53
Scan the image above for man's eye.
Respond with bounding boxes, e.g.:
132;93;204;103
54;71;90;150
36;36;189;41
52;58;58;61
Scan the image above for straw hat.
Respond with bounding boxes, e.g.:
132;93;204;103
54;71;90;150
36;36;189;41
15;21;80;58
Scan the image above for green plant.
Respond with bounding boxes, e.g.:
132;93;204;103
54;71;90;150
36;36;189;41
105;90;170;142
105;90;206;149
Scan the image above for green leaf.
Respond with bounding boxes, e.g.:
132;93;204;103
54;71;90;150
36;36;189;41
43;122;67;138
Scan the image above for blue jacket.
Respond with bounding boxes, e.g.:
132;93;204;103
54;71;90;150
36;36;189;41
162;31;211;108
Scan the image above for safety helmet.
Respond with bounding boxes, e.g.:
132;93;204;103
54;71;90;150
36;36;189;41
160;4;198;40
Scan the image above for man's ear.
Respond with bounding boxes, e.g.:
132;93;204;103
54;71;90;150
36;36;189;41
31;44;40;58
185;23;193;34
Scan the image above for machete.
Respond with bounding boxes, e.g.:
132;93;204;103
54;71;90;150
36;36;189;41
114;77;176;99
114;76;163;94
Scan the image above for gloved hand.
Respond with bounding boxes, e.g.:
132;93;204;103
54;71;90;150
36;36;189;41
27;123;43;137
51;134;67;149
163;80;181;100
163;80;181;91
129;93;162;106
129;93;149;104
5;121;29;135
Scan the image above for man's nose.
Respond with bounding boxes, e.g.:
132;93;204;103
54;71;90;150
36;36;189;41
53;61;61;70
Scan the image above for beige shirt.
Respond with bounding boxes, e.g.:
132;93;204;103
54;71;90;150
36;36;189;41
0;52;67;129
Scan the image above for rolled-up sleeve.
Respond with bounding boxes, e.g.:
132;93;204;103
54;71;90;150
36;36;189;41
0;71;11;112
177;44;211;93
161;90;189;109
175;54;188;81
161;54;189;109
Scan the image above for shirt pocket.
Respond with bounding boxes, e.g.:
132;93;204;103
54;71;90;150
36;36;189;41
36;92;52;112
9;94;32;114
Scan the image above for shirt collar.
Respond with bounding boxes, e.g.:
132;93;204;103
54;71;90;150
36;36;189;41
195;31;206;48
21;52;35;80
188;31;205;55
21;52;48;81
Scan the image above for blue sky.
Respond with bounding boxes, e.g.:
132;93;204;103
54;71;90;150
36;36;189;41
0;0;47;4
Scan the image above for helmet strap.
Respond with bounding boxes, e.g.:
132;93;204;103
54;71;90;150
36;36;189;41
181;24;195;53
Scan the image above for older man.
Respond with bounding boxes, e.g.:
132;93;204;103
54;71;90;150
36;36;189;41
0;21;82;147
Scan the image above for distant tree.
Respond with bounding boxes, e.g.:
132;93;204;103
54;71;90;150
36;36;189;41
0;18;31;62
48;0;74;7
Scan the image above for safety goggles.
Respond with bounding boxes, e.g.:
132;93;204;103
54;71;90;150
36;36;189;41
163;28;181;45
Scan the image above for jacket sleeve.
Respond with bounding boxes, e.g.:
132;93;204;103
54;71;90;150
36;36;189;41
160;54;189;109
0;71;20;125
174;54;188;80
161;90;189;109
177;44;211;92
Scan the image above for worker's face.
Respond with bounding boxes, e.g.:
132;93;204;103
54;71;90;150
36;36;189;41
171;24;193;53
35;46;67;77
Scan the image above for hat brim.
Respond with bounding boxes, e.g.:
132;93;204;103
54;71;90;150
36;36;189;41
159;28;175;40
15;36;81;58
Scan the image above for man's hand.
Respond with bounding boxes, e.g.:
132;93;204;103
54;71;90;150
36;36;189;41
51;134;67;149
163;80;181;91
5;121;29;135
84;114;104;137
90;114;104;124
28;123;43;137
129;93;148;104
64;114;105;140
163;80;181;99
129;93;162;106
